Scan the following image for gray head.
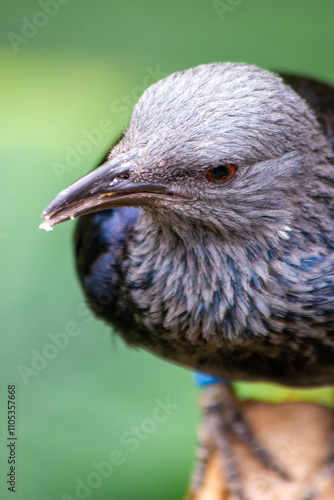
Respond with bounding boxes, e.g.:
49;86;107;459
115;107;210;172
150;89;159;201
41;63;333;246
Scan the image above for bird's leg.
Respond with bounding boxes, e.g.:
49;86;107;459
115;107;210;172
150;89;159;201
190;378;289;500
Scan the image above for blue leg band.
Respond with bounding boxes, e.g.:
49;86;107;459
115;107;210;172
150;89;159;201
194;372;227;387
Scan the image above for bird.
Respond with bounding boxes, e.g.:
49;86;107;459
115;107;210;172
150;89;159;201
40;63;334;499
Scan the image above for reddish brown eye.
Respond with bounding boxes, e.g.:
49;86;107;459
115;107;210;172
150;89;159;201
206;164;237;184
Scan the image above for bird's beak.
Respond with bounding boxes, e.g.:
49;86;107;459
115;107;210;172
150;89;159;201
40;150;185;231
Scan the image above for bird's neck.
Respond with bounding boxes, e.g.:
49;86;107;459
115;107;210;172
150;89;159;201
127;210;275;344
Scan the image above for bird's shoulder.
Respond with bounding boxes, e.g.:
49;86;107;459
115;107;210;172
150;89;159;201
74;207;141;327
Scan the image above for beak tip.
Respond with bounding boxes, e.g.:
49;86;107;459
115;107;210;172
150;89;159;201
39;220;54;232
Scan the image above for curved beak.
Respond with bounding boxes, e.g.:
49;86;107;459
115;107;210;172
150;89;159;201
40;150;185;231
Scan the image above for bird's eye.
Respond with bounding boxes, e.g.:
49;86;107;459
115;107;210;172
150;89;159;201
206;164;237;184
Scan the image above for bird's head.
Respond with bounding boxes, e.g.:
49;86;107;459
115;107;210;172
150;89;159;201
40;63;332;243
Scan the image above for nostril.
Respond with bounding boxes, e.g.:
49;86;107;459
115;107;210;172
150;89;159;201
118;172;131;180
109;171;131;186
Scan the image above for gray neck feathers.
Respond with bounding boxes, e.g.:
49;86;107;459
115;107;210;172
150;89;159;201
127;210;276;346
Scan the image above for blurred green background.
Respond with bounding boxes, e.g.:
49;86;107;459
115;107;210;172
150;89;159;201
1;1;334;499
